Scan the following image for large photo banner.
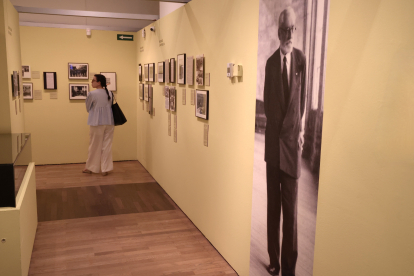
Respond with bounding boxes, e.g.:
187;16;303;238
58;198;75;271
250;0;329;275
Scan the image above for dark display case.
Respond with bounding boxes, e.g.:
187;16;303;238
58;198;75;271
0;133;32;207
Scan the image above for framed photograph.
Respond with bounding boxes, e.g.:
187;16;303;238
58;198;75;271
139;83;144;100
158;61;165;83
22;65;31;79
69;83;89;100
23;83;33;100
195;89;209;120
164;86;170;110
165;59;170;84
170;58;176;83
149;63;155;82
144;84;149;102
11;71;19;97
148;85;153;115
43;72;57;90
196;54;204;86
144;64;149;81
68;63;88;79
177;53;186;84
169;87;176;112
138;64;142;82
100;72;117;92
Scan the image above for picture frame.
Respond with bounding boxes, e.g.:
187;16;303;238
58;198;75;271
23;82;33;100
165;59;170;84
11;71;19;97
169;87;176;112
170;58;176;83
43;72;57;90
195;89;209;120
68;63;89;79
196;54;204;86
22;65;31;79
149;63;155;82
177;53;186;84
164;86;170;110
158;61;165;83
69;83;89;100
139;83;144;100
100;72;117;92
144;64;149;81
138;64;142;82
144;84;149;102
148;85;153;115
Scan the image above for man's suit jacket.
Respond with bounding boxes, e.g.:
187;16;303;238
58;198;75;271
263;47;306;179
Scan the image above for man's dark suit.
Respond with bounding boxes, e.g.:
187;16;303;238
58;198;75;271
263;47;306;276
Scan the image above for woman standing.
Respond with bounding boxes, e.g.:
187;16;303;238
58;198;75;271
83;74;114;176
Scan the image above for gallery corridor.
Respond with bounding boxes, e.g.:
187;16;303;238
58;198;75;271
29;161;237;276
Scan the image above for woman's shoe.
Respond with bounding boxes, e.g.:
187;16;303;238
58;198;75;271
102;172;108;176
82;169;92;174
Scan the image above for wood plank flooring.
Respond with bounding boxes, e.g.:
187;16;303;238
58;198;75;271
29;161;237;276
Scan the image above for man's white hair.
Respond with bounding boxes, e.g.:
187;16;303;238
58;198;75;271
278;7;296;27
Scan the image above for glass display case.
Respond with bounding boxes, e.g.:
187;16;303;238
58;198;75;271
0;133;32;208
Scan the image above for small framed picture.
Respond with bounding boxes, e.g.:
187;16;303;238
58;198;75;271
165;59;170;83
43;72;57;90
170;58;176;83
149;63;155;82
100;72;117;92
22;65;31;79
68;63;89;79
177;53;186;84
164;86;170;110
23;83;33;100
169;87;176;112
144;84;149;101
144;64;149;81
69;83;89;100
195;89;209;120
11;71;19;97
139;83;144;100
158;61;165;83
138;64;142;82
196;54;204;86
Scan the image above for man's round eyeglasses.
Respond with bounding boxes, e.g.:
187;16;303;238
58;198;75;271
280;26;297;34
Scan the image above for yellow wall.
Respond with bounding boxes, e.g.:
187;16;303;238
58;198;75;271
136;0;259;275
20;27;137;164
313;0;414;275
0;0;24;133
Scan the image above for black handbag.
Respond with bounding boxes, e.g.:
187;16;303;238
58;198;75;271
111;92;127;126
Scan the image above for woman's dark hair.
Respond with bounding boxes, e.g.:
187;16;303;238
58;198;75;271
94;74;111;101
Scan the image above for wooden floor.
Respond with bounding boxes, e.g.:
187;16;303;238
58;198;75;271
29;161;237;276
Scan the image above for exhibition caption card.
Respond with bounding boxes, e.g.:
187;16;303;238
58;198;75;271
168;113;171;136
174;114;177;143
204;124;209;147
182;89;186;105
191;89;195;105
34;90;42;100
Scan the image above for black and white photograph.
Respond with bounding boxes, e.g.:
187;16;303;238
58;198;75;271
170;58;176;83
139;83;144;100
149;63;155;82
250;1;330;276
144;64;149;82
144;84;149;102
177;54;186;84
100;72;117;92
139;64;142;82
11;71;19;97
195;89;208;120
22;65;31;79
165;59;170;84
23;82;33;100
158;61;165;83
68;63;88;79
165;86;170;110
69;84;89;100
169;87;176;112
196;54;204;86
43;72;57;90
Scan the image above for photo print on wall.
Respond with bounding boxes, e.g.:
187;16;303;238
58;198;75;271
170;58;176;83
144;64;149;82
11;71;19;97
195;90;208;120
158;61;165;83
23;83;33;100
196;54;204;86
177;54;186;84
139;64;142;82
69;84;89;100
149;63;155;82
100;72;117;92
169;87;176;112
165;86;170;110
165;59;170;83
22;65;31;79
144;84;149;102
249;1;330;276
139;83;144;100
68;63;89;79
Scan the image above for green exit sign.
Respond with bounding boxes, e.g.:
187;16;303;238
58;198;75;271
117;34;134;41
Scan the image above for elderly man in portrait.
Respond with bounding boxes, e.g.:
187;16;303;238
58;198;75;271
263;7;306;276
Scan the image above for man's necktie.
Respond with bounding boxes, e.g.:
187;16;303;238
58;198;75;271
282;56;289;107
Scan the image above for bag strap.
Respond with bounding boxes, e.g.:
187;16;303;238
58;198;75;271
111;91;115;105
